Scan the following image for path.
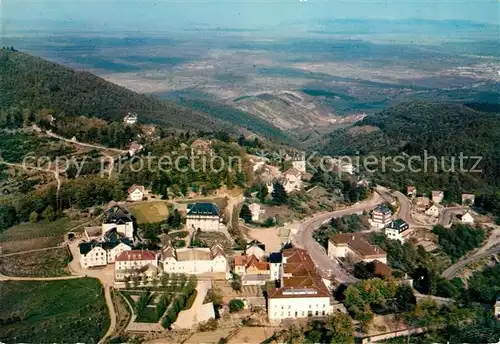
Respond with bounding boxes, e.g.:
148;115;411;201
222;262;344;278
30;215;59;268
294;188;385;283
0;245;63;257
2;161;61;192
172;280;214;330
45;130;127;154
441;246;500;279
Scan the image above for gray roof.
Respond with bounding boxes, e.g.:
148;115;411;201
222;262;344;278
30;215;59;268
104;205;133;224
187;202;220;216
79;241;122;255
269;252;282;264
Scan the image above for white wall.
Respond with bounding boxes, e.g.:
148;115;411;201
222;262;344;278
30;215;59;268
107;243;131;263
246;246;265;259
102;222;134;239
270;263;281;280
81;246;107;268
162;255;227;275
129;189;144;201
186;215;220;231
268;296;333;320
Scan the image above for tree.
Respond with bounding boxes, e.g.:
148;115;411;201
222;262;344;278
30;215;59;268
0;205;17;231
271;181;288;205
42;205;56;221
325;313;354;344
230;273;242;293
239;204;253;223
257;183;268;202
228;299;245;313
29;211;39;223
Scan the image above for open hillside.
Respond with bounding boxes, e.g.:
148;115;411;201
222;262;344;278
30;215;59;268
316;101;500;200
0;49;221;131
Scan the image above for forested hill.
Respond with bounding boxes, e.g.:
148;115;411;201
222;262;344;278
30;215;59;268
0;49;222;131
316;101;500;203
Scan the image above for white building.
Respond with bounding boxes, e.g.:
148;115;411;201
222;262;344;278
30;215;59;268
248;203;262;222
385;219;410;244
245;240;265;259
79;241;132;269
458;211;474;225
267;247;342;321
128;142;143;156
425;204;440;217
269;252;283;281
495;299;500;318
328;233;387;264
124;112;138;125
407;186;417;198
371;205;393;229
115;250;158;281
291;153;306;173
102;205;134;239
186;203;222;232
128;185;145;202
161;244;228;276
462;194;475;206
432;190;444;204
282;168;302;193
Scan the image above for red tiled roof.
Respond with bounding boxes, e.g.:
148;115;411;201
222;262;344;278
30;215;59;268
329;233;386;259
268;274;330;299
116;250;156;262
282;247;316;275
234;255;269;271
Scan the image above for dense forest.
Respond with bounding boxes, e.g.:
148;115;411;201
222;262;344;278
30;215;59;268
317;101;500;208
0;49;221;131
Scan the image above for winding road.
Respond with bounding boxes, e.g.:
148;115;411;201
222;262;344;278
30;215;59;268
441;246;500;279
294;189;385;283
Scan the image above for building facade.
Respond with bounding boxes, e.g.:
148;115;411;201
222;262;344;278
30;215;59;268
371;205;393;228
128;185;145;202
115;250;158;281
102;205;134;239
161;244;228;276
186;203;222;232
328;233;387;264
385;219;410;244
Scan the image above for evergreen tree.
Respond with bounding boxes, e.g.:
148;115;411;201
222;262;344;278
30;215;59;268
239;204;253;223
271;181;288;205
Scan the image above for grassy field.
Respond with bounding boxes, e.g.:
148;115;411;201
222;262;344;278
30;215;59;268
0;247;71;277
129;201;170;224
0;278;110;343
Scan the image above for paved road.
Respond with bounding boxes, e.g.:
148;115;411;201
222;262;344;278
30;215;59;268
392;191;428;227
441;246;500;279
438;206;467;227
294;190;385;284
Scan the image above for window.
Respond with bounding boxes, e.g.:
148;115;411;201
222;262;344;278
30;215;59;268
288;311;291;316
295;311;298;317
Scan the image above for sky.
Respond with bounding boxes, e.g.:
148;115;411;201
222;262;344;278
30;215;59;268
2;0;499;33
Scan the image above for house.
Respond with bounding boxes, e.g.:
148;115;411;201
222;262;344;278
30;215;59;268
128;142;143;156
385;219;410;244
269;252;283;281
186;203;222;232
246;240;266;259
102;205;134;239
407;186;417;198
282;168;302;193
78;241;132;269
371;205;393;229
124;112;138;125
128;185;146;202
432;191;444;204
328;233;387;264
462;194;475;206
457;211;474;225
248;203;262;222
415;197;431;212
234;255;270;285
495;298;500;318
114;250;158;281
267;247;342;321
160;244;228;276
425;204;440;217
291;153;306;173
190;139;212;155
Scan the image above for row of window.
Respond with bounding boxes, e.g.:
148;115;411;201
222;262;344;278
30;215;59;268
274;310;326;318
275;303;327;310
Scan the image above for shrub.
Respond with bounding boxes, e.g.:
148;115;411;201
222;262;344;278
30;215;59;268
228;299;245;313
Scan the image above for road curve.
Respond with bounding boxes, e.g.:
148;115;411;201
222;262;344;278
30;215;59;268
441;246;500;279
294;190;384;284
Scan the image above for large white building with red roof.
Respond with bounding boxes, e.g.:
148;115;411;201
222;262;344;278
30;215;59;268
115;250;158;281
267;246;344;321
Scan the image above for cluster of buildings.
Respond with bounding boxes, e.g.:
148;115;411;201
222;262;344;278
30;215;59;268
408;186;476;224
370;205;410;244
328;232;388;264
